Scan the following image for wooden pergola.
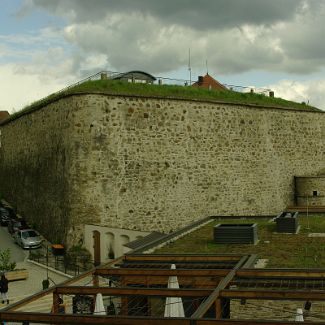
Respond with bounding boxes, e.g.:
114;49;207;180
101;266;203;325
2;253;325;324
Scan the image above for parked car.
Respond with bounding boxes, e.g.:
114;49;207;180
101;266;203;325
0;207;10;226
8;218;28;235
14;229;42;249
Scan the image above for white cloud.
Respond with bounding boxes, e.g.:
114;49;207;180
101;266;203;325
5;0;325;111
0;64;67;113
269;79;325;110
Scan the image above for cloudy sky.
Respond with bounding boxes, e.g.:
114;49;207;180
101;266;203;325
2;0;325;112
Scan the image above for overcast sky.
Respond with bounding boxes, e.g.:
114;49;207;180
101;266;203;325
2;0;325;111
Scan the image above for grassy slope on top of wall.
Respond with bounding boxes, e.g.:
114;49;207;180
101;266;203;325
3;79;321;124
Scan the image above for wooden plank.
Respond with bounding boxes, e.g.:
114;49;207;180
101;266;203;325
237;269;325;278
55;286;212;297
191;256;248;319
221;289;325;300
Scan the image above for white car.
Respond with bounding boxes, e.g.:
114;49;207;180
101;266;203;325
14;229;42;249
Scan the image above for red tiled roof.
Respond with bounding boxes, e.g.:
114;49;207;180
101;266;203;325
192;73;226;91
0;111;10;122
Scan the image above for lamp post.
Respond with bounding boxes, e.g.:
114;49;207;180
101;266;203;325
306;195;310;230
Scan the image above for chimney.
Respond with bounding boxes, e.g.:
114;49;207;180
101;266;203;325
198;76;204;85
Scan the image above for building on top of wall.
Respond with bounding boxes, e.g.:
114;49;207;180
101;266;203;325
112;70;156;84
0;111;10;122
192;73;227;91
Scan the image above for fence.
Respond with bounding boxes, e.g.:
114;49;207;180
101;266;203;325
29;249;93;277
54;70;273;97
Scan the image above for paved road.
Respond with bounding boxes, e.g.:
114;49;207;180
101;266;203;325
0;226;27;262
0;226;70;310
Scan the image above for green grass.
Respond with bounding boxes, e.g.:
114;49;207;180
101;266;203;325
63;79;320;110
155;215;325;268
4;79;321;124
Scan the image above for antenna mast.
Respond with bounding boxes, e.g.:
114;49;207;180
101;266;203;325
188;48;192;85
206;59;209;75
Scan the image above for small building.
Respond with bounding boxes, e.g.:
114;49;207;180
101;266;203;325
192;73;226;91
112;70;156;84
0;111;10;122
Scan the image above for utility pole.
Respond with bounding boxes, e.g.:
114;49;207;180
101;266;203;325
188;48;192;85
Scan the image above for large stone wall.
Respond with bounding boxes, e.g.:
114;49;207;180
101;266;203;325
0;93;324;245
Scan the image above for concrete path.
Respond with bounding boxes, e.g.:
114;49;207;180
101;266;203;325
0;260;70;310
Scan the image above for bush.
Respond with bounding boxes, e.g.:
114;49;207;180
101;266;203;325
0;249;16;271
65;245;93;270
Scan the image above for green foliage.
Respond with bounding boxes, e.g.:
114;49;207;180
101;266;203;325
0;249;16;271
65;245;92;270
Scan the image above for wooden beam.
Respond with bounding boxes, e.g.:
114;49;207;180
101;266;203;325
215;299;222;319
241;254;258;269
52;293;59;313
94;268;229;277
191;256;249;319
221;289;325;301
120;276;219;288
124;254;243;262
55;286;212;297
116;262;237;269
203;317;301;325
0;312;190;325
237;269;325;278
0;311;311;325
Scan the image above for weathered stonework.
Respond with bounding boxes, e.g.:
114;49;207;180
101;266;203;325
295;176;325;206
0;93;324;245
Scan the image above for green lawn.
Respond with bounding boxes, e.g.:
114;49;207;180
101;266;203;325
155;215;325;268
5;79;320;123
66;80;319;111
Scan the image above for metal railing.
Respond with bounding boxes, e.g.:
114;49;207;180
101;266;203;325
29;250;93;277
53;70;273;97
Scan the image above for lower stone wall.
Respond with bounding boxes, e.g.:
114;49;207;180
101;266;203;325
296;176;325;206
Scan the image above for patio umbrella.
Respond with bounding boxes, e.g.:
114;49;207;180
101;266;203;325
164;264;185;317
295;308;304;322
94;293;106;315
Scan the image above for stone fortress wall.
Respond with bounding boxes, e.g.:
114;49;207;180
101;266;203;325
0;93;324;246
